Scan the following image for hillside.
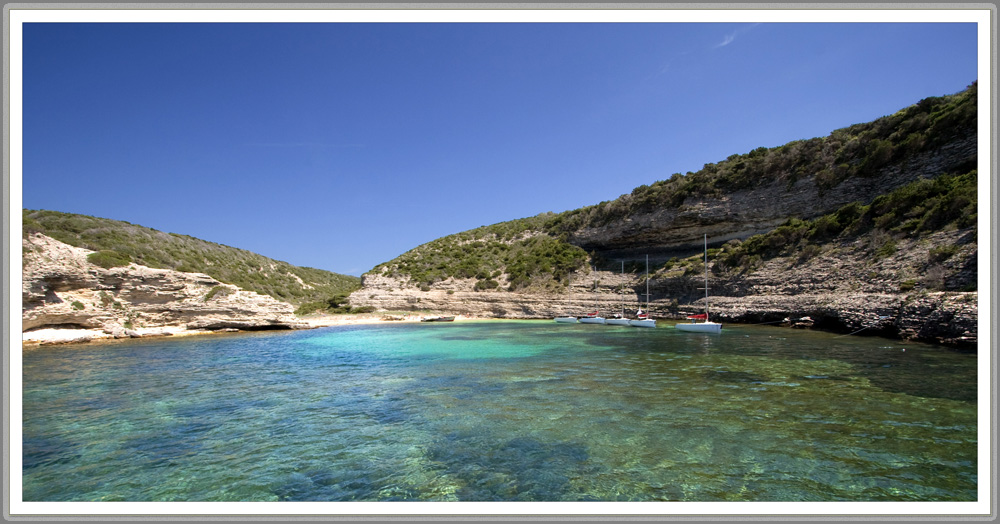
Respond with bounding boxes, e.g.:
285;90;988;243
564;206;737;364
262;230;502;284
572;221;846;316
552;81;977;257
22;233;309;344
22;209;361;306
351;84;979;347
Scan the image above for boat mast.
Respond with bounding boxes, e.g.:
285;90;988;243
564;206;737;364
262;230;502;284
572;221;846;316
703;234;709;320
620;260;625;318
594;265;598;314
645;254;650;315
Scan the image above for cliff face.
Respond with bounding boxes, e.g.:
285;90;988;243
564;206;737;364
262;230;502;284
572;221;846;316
570;131;977;261
22;233;306;343
349;226;978;348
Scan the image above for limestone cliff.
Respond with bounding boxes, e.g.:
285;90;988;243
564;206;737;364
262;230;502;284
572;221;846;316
22;233;306;344
569;129;977;262
349;225;978;349
348;86;980;348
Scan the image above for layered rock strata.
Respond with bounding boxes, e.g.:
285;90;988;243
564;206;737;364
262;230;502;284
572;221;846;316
349;228;978;348
572;132;977;262
21;234;306;344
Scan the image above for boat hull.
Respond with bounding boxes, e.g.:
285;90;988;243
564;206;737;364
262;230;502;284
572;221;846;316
675;322;722;333
605;318;632;326
579;317;606;325
554;317;578;323
629;319;656;328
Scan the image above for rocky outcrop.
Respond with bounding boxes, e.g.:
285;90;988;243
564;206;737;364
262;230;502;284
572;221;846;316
572;132;977;261
22;234;306;344
349;227;978;348
707;292;978;348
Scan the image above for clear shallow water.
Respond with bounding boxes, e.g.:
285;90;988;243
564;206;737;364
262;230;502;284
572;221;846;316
22;321;977;502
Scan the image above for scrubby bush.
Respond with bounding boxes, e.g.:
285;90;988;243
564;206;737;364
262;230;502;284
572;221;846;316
474;279;500;291
928;245;959;263
204;286;230;302
293;294;375;316
87;250;131;269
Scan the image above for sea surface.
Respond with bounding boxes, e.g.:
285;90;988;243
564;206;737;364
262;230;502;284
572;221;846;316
21;320;978;502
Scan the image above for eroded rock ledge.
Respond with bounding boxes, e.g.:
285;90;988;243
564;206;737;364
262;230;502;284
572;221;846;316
21;233;307;345
349;228;978;349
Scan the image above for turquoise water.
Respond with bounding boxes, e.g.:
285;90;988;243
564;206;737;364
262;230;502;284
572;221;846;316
22;321;978;502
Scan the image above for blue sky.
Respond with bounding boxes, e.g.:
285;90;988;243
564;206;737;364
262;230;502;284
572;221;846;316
20;21;979;276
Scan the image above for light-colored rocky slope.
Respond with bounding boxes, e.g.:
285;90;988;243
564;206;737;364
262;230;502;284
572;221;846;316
21;233;307;345
349;227;978;348
570;130;977;261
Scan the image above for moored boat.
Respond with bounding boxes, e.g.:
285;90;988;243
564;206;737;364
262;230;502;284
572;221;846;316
629;255;656;328
421;316;455;322
629;310;656;328
578;268;605;324
674;314;722;333
606;261;632;325
579;311;606;324
675;234;722;334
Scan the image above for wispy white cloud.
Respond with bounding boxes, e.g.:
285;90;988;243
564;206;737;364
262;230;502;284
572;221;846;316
245;142;365;148
713;23;761;49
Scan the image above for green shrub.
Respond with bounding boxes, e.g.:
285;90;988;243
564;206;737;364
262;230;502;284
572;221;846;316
875;239;898;259
294;301;328;316
87;250;131;269
474;279;500;291
928;245;959;263
294;294;375;316
71;300;85;311
204;286;230;302
795;244;822;264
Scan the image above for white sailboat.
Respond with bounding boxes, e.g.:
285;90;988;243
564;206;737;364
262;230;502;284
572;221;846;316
675;234;722;334
629;255;656;328
606;260;632;326
579;266;606;324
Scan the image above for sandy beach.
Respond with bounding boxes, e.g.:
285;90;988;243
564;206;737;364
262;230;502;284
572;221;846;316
20;313;481;347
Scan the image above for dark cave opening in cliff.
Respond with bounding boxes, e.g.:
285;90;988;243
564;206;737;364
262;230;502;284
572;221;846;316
215;325;296;332
25;323;94;332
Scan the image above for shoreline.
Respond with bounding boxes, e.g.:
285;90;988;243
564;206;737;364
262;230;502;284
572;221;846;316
19;313;484;347
20;307;976;350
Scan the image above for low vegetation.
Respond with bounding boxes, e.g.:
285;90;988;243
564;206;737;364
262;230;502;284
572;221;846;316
712;170;977;283
294;294;377;316
23;209;361;306
86;250;132;269
368;85;976;292
371;215;589;292
543;83;976;234
203;285;231;302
